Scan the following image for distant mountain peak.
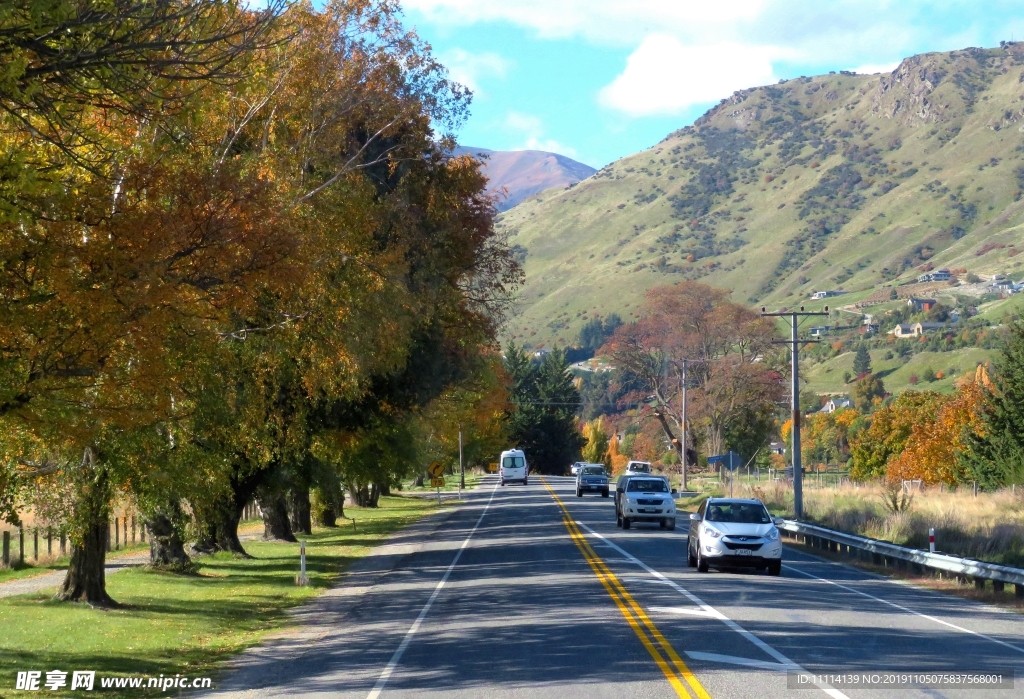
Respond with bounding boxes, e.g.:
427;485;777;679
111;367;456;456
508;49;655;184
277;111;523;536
454;146;596;211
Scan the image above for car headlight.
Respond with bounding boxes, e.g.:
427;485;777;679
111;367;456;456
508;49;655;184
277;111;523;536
702;525;721;539
626;497;637;505
766;527;779;541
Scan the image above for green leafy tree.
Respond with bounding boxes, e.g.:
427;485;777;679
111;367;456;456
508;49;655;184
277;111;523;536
851;374;886;412
960;325;1024;488
853;346;872;377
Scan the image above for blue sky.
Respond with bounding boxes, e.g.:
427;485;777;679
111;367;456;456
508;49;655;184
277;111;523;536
403;0;1024;168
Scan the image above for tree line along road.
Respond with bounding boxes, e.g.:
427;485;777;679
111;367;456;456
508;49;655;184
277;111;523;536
208;476;1024;699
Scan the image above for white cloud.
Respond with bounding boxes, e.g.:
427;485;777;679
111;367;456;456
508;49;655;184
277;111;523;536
849;62;900;75
523;137;578;157
406;1;1014;70
501;111;578;157
598;36;779;116
440;48;512;95
405;0;765;45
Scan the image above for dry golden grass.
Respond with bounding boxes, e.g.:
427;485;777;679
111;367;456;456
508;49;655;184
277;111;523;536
740;481;1024;567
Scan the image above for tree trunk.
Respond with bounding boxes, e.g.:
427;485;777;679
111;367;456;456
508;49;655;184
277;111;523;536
287;487;312;535
368;482;381;508
192;491;249;556
146;510;191;570
259;493;296;542
192;463;262;557
317;507;336;528
379;482;391;497
56;456;114;606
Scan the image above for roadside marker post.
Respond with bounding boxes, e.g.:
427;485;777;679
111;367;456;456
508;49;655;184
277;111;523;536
297;540;308;586
929;528;936;553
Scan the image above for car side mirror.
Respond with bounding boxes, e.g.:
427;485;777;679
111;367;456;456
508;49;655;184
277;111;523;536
689;513;701;521
671;488;678;495
773;517;784;526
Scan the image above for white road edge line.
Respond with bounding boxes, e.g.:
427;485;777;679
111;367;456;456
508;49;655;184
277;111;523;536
648;605;718;618
783;563;1024;655
576;521;850;699
365;481;500;699
685;651;797;671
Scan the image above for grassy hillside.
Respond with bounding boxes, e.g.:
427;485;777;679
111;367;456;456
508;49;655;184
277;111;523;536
803;346;995;396
502;44;1024;348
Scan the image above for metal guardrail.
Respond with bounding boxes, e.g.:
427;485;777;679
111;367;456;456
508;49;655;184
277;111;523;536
778;519;1024;594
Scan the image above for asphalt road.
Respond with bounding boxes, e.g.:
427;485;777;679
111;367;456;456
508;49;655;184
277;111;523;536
212;476;1024;699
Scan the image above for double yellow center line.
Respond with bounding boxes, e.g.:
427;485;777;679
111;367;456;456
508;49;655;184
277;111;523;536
542;478;711;699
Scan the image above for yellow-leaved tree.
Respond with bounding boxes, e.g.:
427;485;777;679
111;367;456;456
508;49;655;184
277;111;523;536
581;417;611;468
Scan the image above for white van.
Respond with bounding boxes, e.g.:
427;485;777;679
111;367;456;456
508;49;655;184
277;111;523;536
499;449;529;486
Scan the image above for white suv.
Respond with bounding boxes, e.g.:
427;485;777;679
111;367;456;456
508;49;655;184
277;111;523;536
615;475;676;530
624;460;652;475
687;498;783;575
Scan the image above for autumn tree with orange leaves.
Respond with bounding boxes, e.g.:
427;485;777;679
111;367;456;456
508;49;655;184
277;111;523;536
0;0;518;605
601;281;783;488
887;382;984;486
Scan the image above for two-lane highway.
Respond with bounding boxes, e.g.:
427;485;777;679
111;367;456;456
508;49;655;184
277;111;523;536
212;476;1024;698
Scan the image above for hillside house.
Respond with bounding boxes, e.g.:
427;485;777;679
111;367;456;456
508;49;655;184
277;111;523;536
810;290;837;300
769;442;785;455
810;326;831;338
892;322;946;338
907;297;937;312
917;269;951;283
820;398;853;413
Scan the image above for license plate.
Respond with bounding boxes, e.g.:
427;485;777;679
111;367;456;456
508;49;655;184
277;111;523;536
736;549;752;556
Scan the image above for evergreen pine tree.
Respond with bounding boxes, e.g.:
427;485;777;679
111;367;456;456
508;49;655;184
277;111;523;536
503;345;585;473
853;345;872;377
960;324;1024;489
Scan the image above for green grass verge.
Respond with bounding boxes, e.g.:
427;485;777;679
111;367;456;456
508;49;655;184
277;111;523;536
0;495;439;697
405;472;483;492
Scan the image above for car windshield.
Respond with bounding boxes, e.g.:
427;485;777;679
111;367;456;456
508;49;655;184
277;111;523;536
502;456;524;468
626;479;668;492
704;502;771;524
582;467;605;475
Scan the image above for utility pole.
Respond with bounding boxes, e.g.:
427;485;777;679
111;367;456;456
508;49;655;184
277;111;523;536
761;306;829;519
680;359;688;492
459;423;465;490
